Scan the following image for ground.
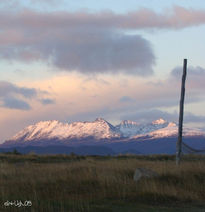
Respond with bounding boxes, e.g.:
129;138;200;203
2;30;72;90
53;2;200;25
0;153;205;212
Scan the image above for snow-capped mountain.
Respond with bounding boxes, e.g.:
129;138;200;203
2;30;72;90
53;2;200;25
148;122;205;138
4;118;205;144
116;118;169;137
1;118;205;155
7;118;178;144
10;118;122;143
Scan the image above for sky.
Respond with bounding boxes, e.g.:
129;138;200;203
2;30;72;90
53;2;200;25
0;0;205;142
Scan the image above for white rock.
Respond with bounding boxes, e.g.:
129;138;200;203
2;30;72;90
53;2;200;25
133;168;158;182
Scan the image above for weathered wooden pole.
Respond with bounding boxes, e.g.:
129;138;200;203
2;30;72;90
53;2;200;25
176;59;187;165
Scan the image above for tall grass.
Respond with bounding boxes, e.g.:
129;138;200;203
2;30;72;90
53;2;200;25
0;154;205;211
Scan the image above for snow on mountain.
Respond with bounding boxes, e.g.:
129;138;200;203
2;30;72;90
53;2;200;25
116;120;140;137
152;118;167;125
143;122;205;138
10;118;122;143
116;118;169;137
2;117;205;155
11;120;69;141
148;122;178;138
117;118;205;139
65;118;121;139
4;118;205;147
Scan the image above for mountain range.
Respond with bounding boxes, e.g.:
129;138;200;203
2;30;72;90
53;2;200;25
1;118;205;155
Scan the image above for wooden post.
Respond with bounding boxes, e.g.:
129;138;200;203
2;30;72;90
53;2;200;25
176;59;187;165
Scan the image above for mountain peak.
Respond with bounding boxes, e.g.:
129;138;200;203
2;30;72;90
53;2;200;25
167;122;177;127
95;117;107;122
120;120;139;126
152;118;167;125
36;120;60;126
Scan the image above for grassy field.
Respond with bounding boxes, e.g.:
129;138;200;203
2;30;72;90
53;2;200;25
0;153;205;212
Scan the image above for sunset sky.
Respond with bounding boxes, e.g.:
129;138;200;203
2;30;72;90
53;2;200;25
0;0;205;142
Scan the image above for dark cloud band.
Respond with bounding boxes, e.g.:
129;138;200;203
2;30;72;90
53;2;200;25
1;6;205;74
0;81;55;110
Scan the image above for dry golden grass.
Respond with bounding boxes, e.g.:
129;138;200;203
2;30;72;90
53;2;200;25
0;154;205;211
